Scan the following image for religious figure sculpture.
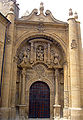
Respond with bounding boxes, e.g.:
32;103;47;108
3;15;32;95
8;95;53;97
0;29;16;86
36;45;44;61
54;52;60;65
23;51;27;63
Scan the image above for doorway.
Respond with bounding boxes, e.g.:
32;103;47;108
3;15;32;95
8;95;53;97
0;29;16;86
29;81;50;118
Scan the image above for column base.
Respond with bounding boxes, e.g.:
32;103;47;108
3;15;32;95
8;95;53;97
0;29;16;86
63;108;68;119
0;107;11;120
10;107;16;120
53;104;61;119
69;107;83;120
19;104;26;117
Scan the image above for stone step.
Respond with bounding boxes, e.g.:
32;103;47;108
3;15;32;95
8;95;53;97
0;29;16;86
28;119;50;120
15;116;66;120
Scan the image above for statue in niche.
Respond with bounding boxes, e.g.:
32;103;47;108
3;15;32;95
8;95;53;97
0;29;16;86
54;52;60;65
36;45;44;61
23;51;27;63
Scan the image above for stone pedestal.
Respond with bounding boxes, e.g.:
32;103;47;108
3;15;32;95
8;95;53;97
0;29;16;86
69;108;83;120
63;108;68;119
0;107;10;120
10;107;16;120
53;104;61;119
19;105;26;117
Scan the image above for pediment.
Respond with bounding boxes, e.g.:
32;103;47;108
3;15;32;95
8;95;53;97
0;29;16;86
19;3;67;25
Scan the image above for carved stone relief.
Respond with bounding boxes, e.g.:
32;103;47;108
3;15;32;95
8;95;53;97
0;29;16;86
37;23;45;32
71;39;77;49
25;64;54;83
50;47;61;67
16;39;63;69
64;91;69;108
16;38;64;118
36;45;44;61
17;44;30;64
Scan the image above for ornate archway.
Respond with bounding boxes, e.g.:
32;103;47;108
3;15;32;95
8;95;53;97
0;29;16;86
29;81;50;118
14;35;67;119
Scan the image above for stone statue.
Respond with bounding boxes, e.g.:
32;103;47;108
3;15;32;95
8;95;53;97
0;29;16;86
23;51;27;63
54;52;60;65
36;45;44;61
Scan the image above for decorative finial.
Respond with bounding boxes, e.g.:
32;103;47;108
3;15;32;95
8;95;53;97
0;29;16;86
40;2;44;14
69;8;73;16
74;12;78;19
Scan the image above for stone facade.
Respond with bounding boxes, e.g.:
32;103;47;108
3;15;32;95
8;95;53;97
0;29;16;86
0;1;83;120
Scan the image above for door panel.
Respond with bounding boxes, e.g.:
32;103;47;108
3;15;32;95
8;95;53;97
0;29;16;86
29;81;50;118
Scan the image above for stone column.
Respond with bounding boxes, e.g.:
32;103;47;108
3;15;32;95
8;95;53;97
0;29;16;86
68;17;81;120
77;21;83;120
63;62;69;119
44;45;47;63
1;6;15;119
21;68;26;105
19;72;22;104
30;42;34;63
47;43;51;64
55;69;59;105
19;68;26;116
53;69;61;119
0;44;4;89
10;56;18;119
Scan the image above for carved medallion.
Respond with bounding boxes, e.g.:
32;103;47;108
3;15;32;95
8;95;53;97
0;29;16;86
71;39;77;49
37;23;45;32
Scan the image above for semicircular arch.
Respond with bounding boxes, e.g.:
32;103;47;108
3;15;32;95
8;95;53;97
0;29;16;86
14;31;67;56
26;77;54;92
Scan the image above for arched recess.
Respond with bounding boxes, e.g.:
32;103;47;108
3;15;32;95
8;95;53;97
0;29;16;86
14;32;67;59
14;32;67;118
25;76;54;119
15;33;67;67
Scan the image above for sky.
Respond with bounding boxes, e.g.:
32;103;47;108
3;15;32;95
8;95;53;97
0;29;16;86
17;0;83;47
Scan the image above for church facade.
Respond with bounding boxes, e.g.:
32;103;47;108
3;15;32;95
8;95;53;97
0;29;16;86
0;0;83;120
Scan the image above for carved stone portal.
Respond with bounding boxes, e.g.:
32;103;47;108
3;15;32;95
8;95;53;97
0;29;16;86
16;37;64;118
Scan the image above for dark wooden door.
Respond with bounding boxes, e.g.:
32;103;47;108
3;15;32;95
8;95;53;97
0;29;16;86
29;81;50;118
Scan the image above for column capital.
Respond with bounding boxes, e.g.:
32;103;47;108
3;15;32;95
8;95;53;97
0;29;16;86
13;55;18;63
63;61;68;66
22;68;26;76
55;68;59;77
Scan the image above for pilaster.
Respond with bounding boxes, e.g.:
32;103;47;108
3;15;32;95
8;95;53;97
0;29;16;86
63;62;69;119
47;43;51;65
30;42;34;63
19;68;26;116
68;15;81;120
1;4;15;119
53;69;61;119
